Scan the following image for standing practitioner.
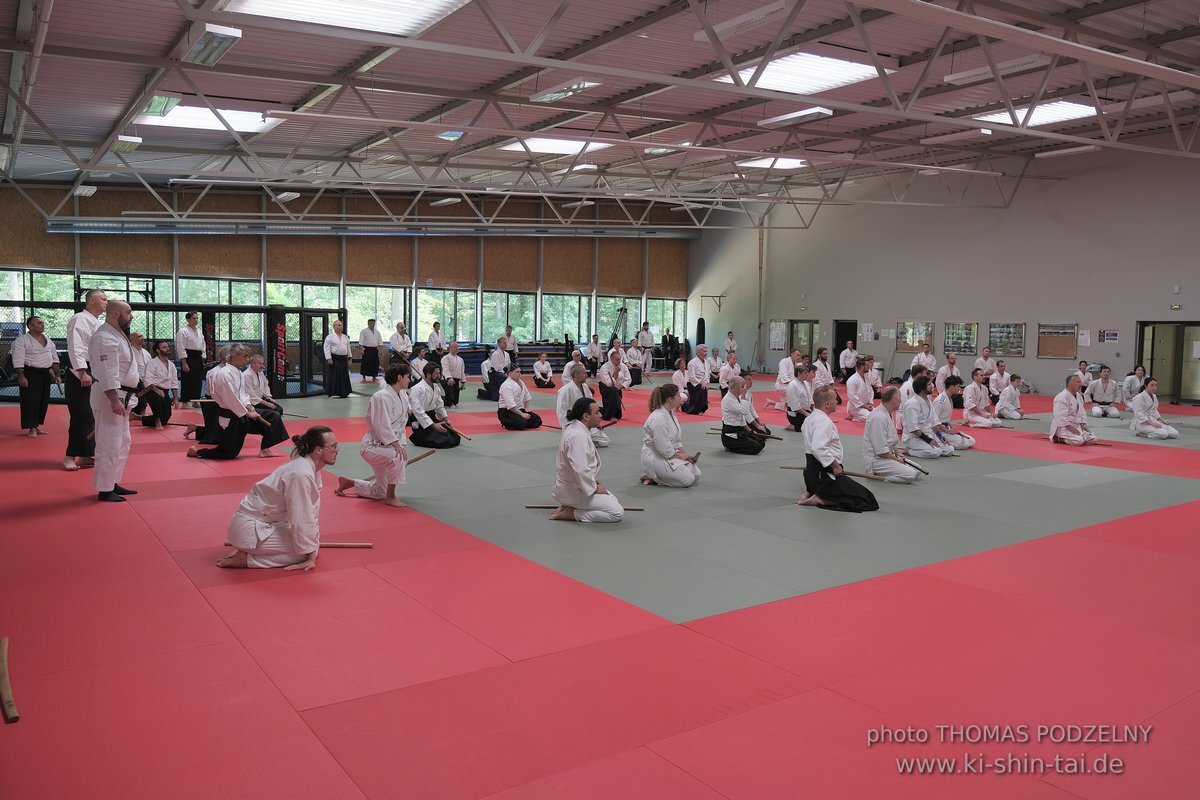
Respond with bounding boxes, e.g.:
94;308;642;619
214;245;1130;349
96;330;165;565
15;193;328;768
501;324;520;366
63;288;107;470
995;374;1025;420
597;349;631;421
128;333;152;419
336;365;412;507
389;322;413;364
585;334;603;377
1129;378;1179;439
641;384;701;487
497;364;543;430
410;363;462;449
323;320;352;398
863;388;922;483
440;341;466;408
844;358;874;422
720;376;769;455
548;398;624;523
532;353;555;389
723;330;738;358
427;321;447;363
12;314;60;437
682;344;710;415
839;340;858;383
1050;374;1098;445
785;363;814;431
89;300;140;503
557;362;608;447
963;368;1003;428
175;310;206;403
218;427;339;571
637;322;656;375
139;340;179;430
357;319;383;382
670;357;690;406
796;386;879;512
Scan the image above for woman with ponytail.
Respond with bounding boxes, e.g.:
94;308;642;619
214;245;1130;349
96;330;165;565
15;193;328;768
640;384;701;487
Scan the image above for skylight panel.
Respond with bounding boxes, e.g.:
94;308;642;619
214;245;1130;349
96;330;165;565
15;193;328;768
973;100;1096;127
717;52;894;95
133;106;283;133
222;0;472;36
499;138;612;155
737;157;807;169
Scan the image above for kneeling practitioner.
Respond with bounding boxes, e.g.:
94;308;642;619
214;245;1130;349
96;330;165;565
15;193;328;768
597;349;631;421
139;340;179;429
1050;374;1098;445
498;364;543;430
863;388;921;483
410;362;462;448
557;363;608;446
640;384;701;487
720;375;769;455
549;398;624;522
785;363;814;430
336;366;411;507
440;341;466;408
1129;378;1179;439
845;357;874;422
797;386;879;512
963;368;1003;427
532;353;555;388
188;345;289;459
682;345;710;414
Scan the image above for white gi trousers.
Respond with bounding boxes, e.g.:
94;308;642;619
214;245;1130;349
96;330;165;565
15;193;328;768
903;435;954;458
965;411;1003;428
642;349;654;372
639;451;701;488
941;430;976;449
90;392;132;493
572;491;624;523
997;408;1024;420
1053;428;1097;445
847;407;870;423
227;512;309;568
590;428;610;448
866;456;922;483
355;441;406;499
1091;405;1121;418
1134;422;1179;439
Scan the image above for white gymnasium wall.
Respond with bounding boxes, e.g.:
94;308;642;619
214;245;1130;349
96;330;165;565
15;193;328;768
689;143;1200;391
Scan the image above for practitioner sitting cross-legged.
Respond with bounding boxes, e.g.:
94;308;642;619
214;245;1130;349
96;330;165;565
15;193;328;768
785;363;814;431
901;375;955;458
410;362;462;449
899;364;926;405
963;368;1003;427
336;365;411;507
218;426;339;571
1085;365;1124;418
844;357;875;422
1129;377;1179;439
1050;374;1098;446
187;344;290;460
549;397;624;523
797;386;879;512
932;376;976;449
720;375;770;455
532;353;555;389
640;384;701;487
557;362;608;447
995;374;1025;419
498;364;543;430
863;387;922;483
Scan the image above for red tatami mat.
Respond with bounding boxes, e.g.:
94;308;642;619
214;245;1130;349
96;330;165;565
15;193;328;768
0;643;366;800
301;625;813;800
202;566;509;710
686;570;1041;686
0;500;163;570
480;747;727;800
1069;499;1200;560
368;547;670;661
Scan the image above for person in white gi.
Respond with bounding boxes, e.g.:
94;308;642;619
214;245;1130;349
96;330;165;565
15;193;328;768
864;356;883;399
812;347;835;392
723;331;738;358
243;354;280;414
532;353;555;388
640;383;701;487
175;310;206;403
64;289;106;470
187;345;289;459
932;376;975;448
796;386;879;512
624;342;644;386
682;345;710;415
549;397;624;523
720;376;769;455
718;352;741;396
597;349;631;420
899;365;927;406
1050;374;1098;446
389;322;413;364
974;347;997;383
771;350;802;411
409;345;429;384
427;321;447;361
130;333;152;384
336;365;412;507
839;340;858;383
12;314;61;436
995;374;1025;420
89;300;140;502
411;363;462;449
358;319;383;382
988;359;1011;404
1074;361;1093;390
1085;365;1124;418
323;320;353;398
637;322;655;373
558;363;608;447
476;340;510;401
139;340;180;429
1122;366;1146;403
502;324;519;365
705;347;722;383
785;363;814;431
910;342;937;373
670;357;690;405
963;368;1003;427
902;375;954;458
585;335;603;376
935;353;961;396
1129;378;1179;439
863;388;922;483
440;341;466;408
844;358;874;422
219;426;339;570
497;364;543;430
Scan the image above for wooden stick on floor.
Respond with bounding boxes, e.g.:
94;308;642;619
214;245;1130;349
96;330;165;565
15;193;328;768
444;424;472;441
282;412;309;419
319;542;374;549
407;448;437;466
779;466;886;481
705;431;784;441
525;504;645;511
1;637;21;724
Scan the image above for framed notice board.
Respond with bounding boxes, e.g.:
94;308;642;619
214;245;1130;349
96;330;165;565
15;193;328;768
943;322;978;355
895;321;934;353
987;322;1025;357
1037;323;1078;359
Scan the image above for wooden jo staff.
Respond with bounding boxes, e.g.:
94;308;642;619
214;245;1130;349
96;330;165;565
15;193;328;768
707;429;785;442
1;636;21;724
442;421;472;441
779;465;886;482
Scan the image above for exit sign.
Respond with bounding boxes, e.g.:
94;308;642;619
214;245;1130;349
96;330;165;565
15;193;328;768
1170;304;1182;311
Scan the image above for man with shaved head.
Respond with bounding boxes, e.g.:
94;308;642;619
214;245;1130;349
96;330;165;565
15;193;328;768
89;299;140;501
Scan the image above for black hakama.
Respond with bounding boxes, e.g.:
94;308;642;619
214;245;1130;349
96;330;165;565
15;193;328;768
786;410;807;432
682;382;708;415
139;389;174;427
598;384;623;420
63;369;95;459
498;409;543;430
19;366;53;429
180;349;204;402
533;377;555;389
193;410;249;459
326;354;352;398
802;453;879;513
476;372;504;401
441;378;462;407
360;346;380;379
721;423;766;455
628;367;642;386
409;423;461;449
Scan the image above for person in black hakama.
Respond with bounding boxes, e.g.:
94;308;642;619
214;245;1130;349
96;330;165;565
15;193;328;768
175;311;206;403
12;315;61;436
63;290;107;469
719;376;769;455
187;346;289;460
796;386;878;513
323;320;353;398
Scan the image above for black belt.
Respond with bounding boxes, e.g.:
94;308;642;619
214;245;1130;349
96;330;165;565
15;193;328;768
23;365;51;373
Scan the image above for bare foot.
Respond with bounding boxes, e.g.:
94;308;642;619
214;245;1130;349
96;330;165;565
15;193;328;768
186;446;199;458
27;429;38;437
216;550;249;568
384;498;408;508
184;424;196;439
794;493;828;507
548;505;576;521
258;449;279;458
62;457;79;471
639;474;657;486
155;423;164;431
335;476;355;496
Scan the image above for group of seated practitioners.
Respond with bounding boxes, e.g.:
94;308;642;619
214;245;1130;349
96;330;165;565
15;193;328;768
440;341;466;408
389;322;413;364
1051;374;1099;445
639;384;701;487
718;351;741;397
136;339;180;430
323;320;353;398
476;340;511;400
497;364;544;430
357;318;384;382
670;357;690;406
681;344;710;414
1129;377;1179;439
797;385;879;512
597;348;632;420
1084;365;1123;418
549;397;625;523
900;375;961;457
557;363;609;447
844;358;875;422
584;334;603;376
785;363;815;430
219;426;338;571
186;344;290;460
532;354;556;388
995;373;1026;419
862;387;923;483
720;375;772;455
427;321;447;363
410;362;462;448
962;368;1004;428
336;365;411;508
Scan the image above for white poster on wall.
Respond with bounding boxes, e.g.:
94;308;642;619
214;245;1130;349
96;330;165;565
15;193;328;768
1078;330;1091;347
862;322;874;340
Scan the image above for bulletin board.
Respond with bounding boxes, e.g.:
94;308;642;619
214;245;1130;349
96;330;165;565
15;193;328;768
987;322;1025;357
1037;323;1078;359
895;321;934;353
943;322;978;355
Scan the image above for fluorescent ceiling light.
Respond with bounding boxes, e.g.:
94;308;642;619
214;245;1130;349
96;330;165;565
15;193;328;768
737;157;807;169
694;1;788;41
429;197;461;207
718;52;895;96
531;76;603;103
760;107;833;128
367;154;403;166
499;138;612;155
111;135;142;154
180;23;241;66
974;100;1096;127
944;54;1052;86
140;92;183;117
562;200;594;208
274;191;301;202
222;0;472;36
920;128;992;145
437;130;464;141
1034;144;1101;159
551;163;598;176
73;185;98;197
643;141;691;155
133;106;283;133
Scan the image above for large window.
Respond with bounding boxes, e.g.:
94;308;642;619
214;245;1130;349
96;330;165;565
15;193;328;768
481;291;534;345
416;288;476;343
265;282;341;341
540;293;591;343
596;296;641;345
346;285;410;342
178;278;263;343
645;298;686;340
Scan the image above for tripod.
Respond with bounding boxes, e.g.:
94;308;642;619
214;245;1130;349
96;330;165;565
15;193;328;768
610;305;628;345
